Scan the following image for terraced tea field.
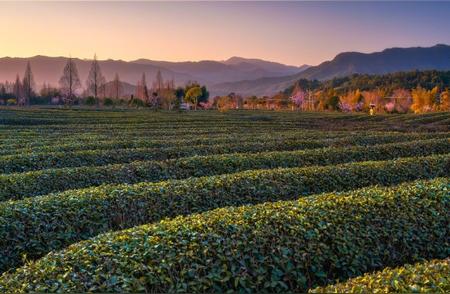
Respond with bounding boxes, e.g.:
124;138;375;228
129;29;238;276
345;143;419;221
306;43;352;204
0;108;448;292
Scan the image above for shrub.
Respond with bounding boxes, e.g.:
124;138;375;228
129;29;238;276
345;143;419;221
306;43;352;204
0;138;448;201
103;98;114;107
311;258;450;293
84;96;96;106
0;154;448;273
0;178;448;292
129;97;145;108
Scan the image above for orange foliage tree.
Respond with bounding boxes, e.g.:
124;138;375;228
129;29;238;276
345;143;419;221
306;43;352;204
362;89;385;113
439;89;450;111
411;87;438;113
339;89;363;112
216;96;231;112
390;88;412;113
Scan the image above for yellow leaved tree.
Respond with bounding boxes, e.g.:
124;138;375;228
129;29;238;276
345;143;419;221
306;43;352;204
411;87;437;113
439;89;450;111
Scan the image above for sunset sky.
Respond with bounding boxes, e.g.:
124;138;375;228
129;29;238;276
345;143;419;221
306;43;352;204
1;1;449;66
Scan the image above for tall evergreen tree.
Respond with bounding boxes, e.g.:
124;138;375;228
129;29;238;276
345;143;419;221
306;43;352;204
22;62;35;106
137;73;149;103
155;70;164;92
13;74;22;105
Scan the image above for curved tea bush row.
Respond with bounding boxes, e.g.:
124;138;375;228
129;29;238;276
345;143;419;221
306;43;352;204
0;124;290;141
0;130;372;156
3;130;444;156
0;154;448;273
0;178;448;292
311;258;450;293
1;109;448;132
3;132;447;173
0;117;293;128
1;126;447;150
0;134;309;156
0;127;365;146
0;128;337;148
0;115;324;128
0;122;300;135
0;130;260;148
0;127;270;142
0;141;325;174
1;138;448;201
0;132;450;156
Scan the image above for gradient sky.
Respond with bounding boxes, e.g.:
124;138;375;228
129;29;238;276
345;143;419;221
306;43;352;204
0;1;449;66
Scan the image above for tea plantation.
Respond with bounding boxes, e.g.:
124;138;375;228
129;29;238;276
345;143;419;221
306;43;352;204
0;108;448;292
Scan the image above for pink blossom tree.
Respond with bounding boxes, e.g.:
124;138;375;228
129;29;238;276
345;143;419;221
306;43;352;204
384;101;395;113
199;101;213;109
290;87;306;110
391;88;412;113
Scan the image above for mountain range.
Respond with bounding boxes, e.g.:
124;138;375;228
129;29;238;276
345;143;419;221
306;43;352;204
0;44;449;97
0;55;308;96
212;44;450;96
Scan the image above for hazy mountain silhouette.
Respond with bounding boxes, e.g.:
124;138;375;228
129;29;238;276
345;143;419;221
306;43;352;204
0;55;307;95
223;57;309;74
212;44;450;96
0;56;189;90
3;45;448;97
131;57;307;84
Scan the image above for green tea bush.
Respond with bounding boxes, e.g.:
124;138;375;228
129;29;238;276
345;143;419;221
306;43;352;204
0;130;382;156
1;132;449;174
0;142;313;173
1;130;446;156
0;154;448;273
311;258;450;293
0;178;447;292
0;138;448;201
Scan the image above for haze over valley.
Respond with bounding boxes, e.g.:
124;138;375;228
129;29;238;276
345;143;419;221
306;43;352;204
1;44;449;97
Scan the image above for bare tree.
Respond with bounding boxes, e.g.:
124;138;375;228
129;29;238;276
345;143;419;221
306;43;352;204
135;79;141;101
0;84;6;97
59;58;81;105
22;62;35;106
99;83;106;100
136;73;149;104
86;54;105;107
160;79;176;110
112;73;123;99
167;78;175;90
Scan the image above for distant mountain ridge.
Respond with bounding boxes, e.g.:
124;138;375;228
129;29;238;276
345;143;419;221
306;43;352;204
2;44;449;97
130;57;308;84
0;56;189;91
212;44;450;96
0;55;308;96
223;56;309;73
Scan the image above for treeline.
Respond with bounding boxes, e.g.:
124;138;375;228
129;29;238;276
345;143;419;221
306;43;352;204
1;64;449;113
213;71;450;113
307;70;450;93
0;55;209;110
285;70;450;113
